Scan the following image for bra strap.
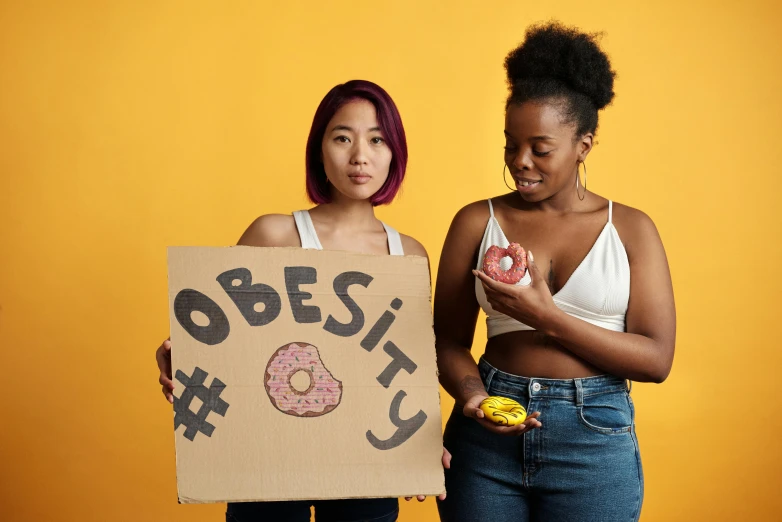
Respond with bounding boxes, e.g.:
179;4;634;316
292;210;323;250
382;223;405;256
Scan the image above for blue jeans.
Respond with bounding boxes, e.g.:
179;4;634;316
437;357;643;522
226;498;398;522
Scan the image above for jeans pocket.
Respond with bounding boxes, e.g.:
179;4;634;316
578;391;633;434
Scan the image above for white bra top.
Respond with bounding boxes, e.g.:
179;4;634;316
475;199;630;337
292;210;405;255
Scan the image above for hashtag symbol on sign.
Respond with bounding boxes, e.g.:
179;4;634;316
173;367;230;441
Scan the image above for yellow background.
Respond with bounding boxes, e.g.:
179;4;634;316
1;1;780;521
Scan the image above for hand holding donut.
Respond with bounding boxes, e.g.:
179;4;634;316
479;396;527;425
482;243;527;284
463;392;542;436
474;250;559;331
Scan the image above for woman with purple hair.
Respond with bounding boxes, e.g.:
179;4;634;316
155;80;448;521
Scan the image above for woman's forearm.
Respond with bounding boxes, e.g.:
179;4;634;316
436;342;489;404
542;308;673;383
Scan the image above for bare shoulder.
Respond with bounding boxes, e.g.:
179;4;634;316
399;233;428;258
237;213;300;247
448;199;493;239
611;202;663;253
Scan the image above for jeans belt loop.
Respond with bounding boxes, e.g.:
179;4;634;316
574;378;584;407
484;367;497;393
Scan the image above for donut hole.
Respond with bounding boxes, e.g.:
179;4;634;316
290;370;312;393
190;310;210;327
499;256;513;271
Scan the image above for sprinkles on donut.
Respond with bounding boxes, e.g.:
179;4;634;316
482;242;528;284
264;342;343;417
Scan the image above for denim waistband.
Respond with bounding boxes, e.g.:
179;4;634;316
478;356;630;400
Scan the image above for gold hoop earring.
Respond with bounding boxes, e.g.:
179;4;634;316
576;161;587;201
503;164;514;191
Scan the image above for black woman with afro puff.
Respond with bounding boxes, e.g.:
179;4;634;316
434;22;676;522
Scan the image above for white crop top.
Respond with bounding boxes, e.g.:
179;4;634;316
292;210;405;255
475;199;630;337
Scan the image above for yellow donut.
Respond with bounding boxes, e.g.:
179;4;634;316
479;396;527;426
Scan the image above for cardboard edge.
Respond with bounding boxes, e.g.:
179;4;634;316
168;245;430;264
177;490;448;504
167;247;187;506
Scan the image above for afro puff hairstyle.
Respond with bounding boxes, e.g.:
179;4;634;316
504;21;617;137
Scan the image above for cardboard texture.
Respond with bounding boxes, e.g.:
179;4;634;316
167;246;444;503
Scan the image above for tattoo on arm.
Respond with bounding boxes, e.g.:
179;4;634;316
459;375;486;397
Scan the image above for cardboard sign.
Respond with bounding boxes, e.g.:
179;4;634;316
167;246;444;503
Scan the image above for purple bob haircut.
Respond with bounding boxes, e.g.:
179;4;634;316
305;80;408;206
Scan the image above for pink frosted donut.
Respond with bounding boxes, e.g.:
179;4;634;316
264;342;342;417
482;243;527;284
